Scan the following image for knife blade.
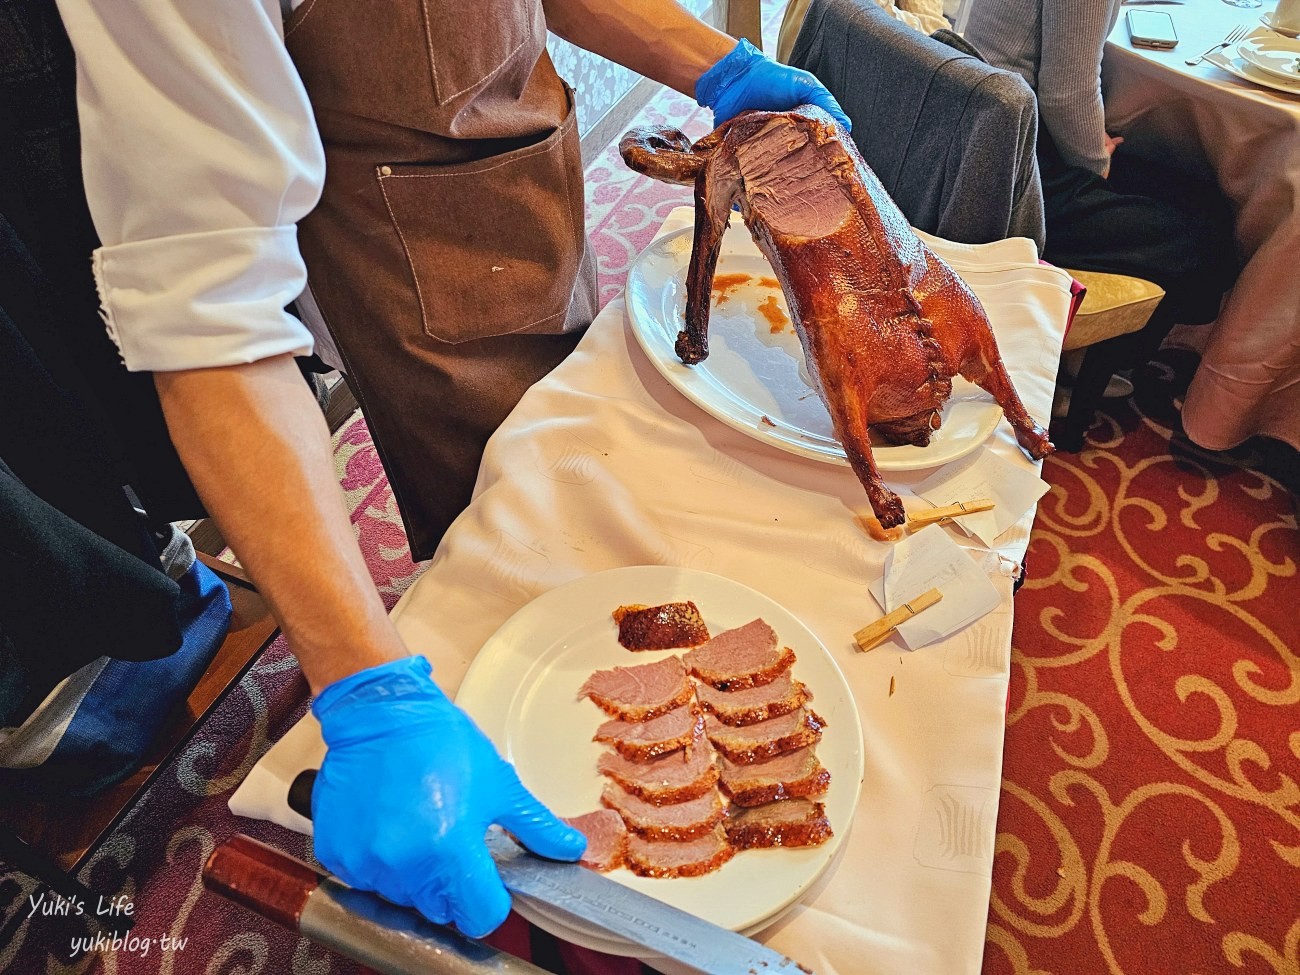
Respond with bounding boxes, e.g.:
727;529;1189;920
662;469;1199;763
289;769;814;975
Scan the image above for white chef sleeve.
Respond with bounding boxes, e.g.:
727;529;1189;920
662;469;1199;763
54;0;324;371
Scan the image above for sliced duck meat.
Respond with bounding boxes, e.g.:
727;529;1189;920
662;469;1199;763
613;601;711;650
579;654;694;721
600;782;725;841
563;809;629;872
683;619;795;691
718;747;831;808
597;736;720;805
724;799;833;849
625;826;736;878
695;672;811;726
704;708;826;764
593;703;705;762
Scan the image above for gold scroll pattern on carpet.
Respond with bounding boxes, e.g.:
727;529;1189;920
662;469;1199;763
983;402;1300;975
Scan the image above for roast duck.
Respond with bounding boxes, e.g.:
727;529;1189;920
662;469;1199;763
620;106;1053;528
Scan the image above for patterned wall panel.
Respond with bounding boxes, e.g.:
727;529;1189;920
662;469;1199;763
547;0;714;136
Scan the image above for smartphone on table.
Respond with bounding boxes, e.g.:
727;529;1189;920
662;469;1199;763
1127;9;1179;49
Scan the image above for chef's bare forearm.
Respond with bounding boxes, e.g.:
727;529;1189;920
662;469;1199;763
542;0;735;97
154;355;407;693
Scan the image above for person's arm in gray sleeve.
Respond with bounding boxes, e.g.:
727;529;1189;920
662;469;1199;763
1037;0;1117;176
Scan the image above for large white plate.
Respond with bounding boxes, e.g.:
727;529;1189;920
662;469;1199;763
625;224;1004;472
1239;33;1300;79
1206;45;1300;94
455;565;864;959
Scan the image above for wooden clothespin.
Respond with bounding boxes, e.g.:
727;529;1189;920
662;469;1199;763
906;499;996;530
857;499;996;541
854;587;943;652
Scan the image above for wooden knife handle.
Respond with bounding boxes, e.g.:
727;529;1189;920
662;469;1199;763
202;835;321;931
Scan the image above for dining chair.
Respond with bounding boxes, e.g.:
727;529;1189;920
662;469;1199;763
1054;271;1165;450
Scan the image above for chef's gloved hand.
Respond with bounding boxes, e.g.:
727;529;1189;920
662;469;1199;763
695;38;852;133
311;656;586;938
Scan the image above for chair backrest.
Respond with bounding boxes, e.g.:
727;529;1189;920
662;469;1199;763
788;0;1045;251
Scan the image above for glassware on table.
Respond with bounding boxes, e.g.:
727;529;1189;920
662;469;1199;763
1223;0;1262;9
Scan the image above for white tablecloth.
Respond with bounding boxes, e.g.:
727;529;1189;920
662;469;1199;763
231;209;1072;975
1104;6;1300;452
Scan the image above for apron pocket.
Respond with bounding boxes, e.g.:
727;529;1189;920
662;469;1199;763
425;0;538;106
286;0;539;124
377;93;584;345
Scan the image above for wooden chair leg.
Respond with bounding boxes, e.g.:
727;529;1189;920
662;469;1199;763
1059;340;1126;452
0;827;135;940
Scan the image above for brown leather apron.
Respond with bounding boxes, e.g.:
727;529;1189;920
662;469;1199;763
284;0;597;561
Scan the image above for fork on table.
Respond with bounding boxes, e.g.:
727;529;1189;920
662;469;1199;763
1185;24;1249;65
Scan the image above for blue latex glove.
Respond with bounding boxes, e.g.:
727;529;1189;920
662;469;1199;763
311;656;586;938
695;38;852;132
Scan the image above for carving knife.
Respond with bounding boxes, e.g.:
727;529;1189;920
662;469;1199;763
286;769;814;975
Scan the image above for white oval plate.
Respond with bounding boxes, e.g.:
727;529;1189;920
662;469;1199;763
454;565;864;959
1238;34;1300;79
625;224;1003;473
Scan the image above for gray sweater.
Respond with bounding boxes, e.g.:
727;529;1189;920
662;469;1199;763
963;0;1122;175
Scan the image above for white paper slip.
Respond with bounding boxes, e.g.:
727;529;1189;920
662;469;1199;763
915;450;1049;547
868;526;1002;650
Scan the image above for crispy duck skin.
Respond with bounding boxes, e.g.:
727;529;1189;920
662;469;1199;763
718;747;831;808
593;703;705;762
620;107;1053;527
724;799;832;849
704;708;825;765
613;601;710;650
695;673;811;726
624;826;736;879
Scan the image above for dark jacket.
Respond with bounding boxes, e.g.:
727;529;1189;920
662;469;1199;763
788;0;1046;251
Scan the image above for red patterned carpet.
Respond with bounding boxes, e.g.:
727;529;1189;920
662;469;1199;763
4;70;1299;975
984;366;1300;975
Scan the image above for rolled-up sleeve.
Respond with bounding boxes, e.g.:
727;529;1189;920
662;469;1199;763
55;0;324;371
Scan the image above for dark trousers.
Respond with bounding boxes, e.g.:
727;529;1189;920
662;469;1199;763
1038;130;1238;371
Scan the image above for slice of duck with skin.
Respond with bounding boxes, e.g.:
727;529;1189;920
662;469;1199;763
600;782;725;841
563;808;629;872
597;735;720;805
625;825;736;878
613;601;710;650
704;708;826;764
683;619;795;691
724;799;832;849
579;654;694;721
695;672;811;726
593;703;705;762
718;746;831;807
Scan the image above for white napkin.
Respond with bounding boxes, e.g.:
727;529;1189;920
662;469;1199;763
915;450;1051;547
867;526;1003;650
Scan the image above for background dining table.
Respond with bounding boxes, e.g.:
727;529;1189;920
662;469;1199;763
1103;2;1300;453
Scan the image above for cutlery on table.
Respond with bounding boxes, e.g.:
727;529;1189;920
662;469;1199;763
1185;24;1249;64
